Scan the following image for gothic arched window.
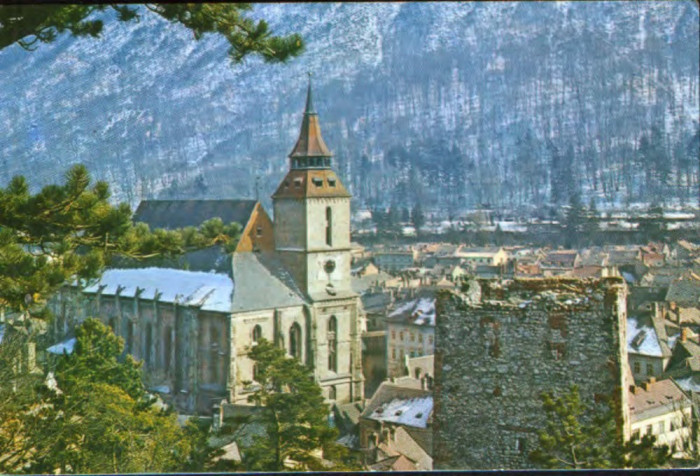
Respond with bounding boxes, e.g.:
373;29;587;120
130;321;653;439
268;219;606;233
145;323;153;367
252;325;262;343
328;315;337;372
325;206;333;246
126;320;134;355
290;323;302;360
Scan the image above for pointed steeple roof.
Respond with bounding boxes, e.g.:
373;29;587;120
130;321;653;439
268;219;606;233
289;75;332;159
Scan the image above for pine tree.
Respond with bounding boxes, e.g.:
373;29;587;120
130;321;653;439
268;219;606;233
563;193;585;248
0;164;241;316
0;4;303;63
239;339;357;471
1;319;202;474
529;385;671;469
411;202;426;234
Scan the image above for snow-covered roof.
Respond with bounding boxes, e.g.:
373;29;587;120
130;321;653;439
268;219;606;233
84;267;234;313
47;337;77;355
388;295;436;326
367;396;433;429
627;317;662;357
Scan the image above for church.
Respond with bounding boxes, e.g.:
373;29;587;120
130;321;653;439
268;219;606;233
49;82;365;414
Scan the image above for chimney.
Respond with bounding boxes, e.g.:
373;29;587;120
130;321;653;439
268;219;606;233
681;327;688;343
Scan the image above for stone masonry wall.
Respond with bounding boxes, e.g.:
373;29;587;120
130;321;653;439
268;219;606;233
433;277;629;470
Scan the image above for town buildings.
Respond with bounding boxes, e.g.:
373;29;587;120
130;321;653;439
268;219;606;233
49;82;364;414
629;378;693;455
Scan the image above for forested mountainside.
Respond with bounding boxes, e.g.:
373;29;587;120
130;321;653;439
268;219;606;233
0;2;698;216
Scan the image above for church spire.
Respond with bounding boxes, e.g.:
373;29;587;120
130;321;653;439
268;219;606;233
304;72;315;114
288;74;332;168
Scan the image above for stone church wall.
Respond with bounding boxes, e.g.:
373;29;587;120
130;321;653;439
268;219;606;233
433;278;629;470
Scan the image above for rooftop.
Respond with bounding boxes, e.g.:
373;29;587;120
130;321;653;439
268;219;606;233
133;199;257;230
628;379;688;419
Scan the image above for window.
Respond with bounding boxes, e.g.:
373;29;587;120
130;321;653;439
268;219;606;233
391;347;396;359
256;226;263;237
656;422;664;434
410;332;415;342
294;178;302;188
633;362;641;374
415;368;422;379
515;438;526;454
126;320;134;355
325;207;333;246
327;178;336;187
145;323;153;367
328;316;337;372
108;317;117;333
632;429;640;440
646;363;654;375
418;334;423;343
252;363;259;381
252;325;262;343
289;323;302;360
163;326;172;373
391;330;396;340
312;177;323;187
400;331;404;340
646;424;653;435
329;385;337;401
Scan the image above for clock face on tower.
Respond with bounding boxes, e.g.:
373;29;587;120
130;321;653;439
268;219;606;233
324;259;336;274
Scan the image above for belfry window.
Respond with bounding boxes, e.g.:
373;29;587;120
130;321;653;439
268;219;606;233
328;315;337;373
252;325;262;343
290;323;302;360
325;206;333;246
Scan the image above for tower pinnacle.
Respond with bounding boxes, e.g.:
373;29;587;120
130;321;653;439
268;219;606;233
288;76;332;168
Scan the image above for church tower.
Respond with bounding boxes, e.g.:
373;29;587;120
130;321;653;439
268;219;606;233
272;78;364;403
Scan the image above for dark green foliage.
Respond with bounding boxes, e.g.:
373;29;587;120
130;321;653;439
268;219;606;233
239;339;357;471
0;4;303;64
637;203;667;242
529;385;672;469
411;202;425;233
1;318;200;474
0;164;241;313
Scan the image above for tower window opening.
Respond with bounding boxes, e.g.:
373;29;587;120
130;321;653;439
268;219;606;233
252;324;262;343
325;206;333;246
256;226;263;237
312;177;323;187
328;315;337;373
327;178;336;187
294;178;302;188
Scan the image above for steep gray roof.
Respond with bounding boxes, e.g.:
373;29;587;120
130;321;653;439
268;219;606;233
666;274;700;306
133;199;257;229
230;252;306;312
